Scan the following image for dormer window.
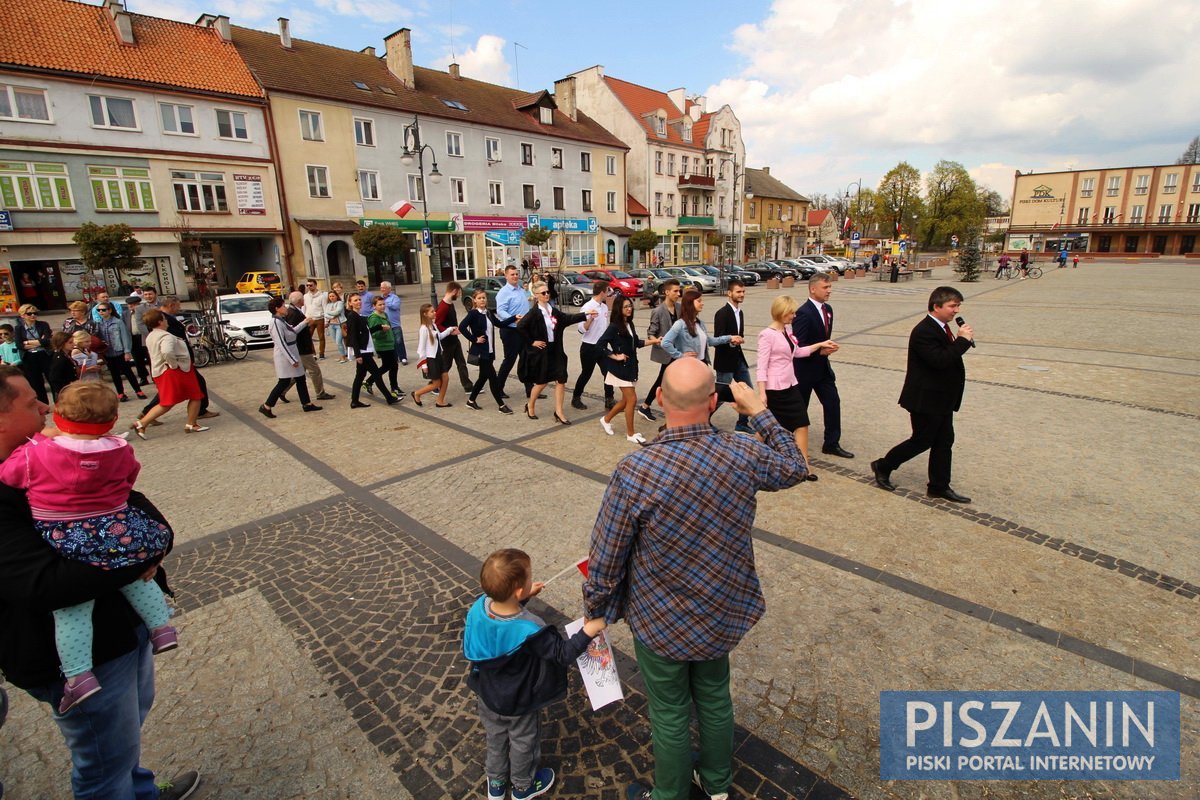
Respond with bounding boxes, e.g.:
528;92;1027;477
539;107;553;125
655;116;666;136
682;123;692;142
441;99;469;111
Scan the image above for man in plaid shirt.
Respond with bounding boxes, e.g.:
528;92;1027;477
584;357;808;800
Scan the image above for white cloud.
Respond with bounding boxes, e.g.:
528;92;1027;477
710;0;1200;198
431;34;512;86
312;0;415;26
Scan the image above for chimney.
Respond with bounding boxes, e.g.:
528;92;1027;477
666;87;686;114
384;28;414;89
762;166;770;175
448;62;460;79
105;0;135;45
360;45;376;57
688;105;702;122
278;17;292;49
212;15;232;42
553;76;577;122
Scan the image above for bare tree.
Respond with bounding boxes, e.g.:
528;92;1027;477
1177;135;1200;165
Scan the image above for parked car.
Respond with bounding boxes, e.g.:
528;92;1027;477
777;259;823;278
626;268;661;297
235;270;282;296
801;254;850;275
728;265;760;285
744;262;798;282
216;292;273;346
461;276;506;310
556;271;598;306
581;268;642;298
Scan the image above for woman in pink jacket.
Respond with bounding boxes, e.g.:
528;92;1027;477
756;295;836;481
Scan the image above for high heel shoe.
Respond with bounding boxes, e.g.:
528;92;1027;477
184;423;210;433
131;421;147;440
553;413;571;425
525;403;538;420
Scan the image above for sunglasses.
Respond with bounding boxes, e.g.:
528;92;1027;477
536;291;549;296
99;306;112;312
23;312;38;317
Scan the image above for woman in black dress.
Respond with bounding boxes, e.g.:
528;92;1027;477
16;304;53;403
344;292;395;408
516;280;593;424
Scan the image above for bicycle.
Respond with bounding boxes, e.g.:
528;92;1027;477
187;319;247;367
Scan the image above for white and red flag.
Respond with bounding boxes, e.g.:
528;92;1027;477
390;200;414;218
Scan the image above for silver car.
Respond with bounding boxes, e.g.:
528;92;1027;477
666;266;719;293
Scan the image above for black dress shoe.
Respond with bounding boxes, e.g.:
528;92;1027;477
870;459;895;491
316;392;336;400
822;444;855;459
302;403;323;412
571;397;588;410
350;400;370;409
928;487;971;503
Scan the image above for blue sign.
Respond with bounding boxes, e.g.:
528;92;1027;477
880;691;1179;781
485;230;522;246
0;210;11;231
422;228;432;246
588;217;599;233
526;214;541;229
851;231;861;241
543;217;594;233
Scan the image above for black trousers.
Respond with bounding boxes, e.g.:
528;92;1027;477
496;327;527;395
442;335;473;391
351;354;389;402
469;356;504;405
642;362;669;407
130;334;150;382
573;342;613;401
798;375;842;448
20;350;52;404
104;354;142;396
378;350;400;392
267;376;309;407
882;411;955;491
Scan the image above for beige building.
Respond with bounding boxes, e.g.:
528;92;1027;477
742;167;808;260
1008;165;1200;256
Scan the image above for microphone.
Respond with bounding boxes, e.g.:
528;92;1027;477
955;316;976;348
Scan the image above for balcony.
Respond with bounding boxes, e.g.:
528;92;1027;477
678;174;716;189
677;215;715;228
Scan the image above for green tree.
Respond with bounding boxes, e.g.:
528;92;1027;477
954;230;984;282
1177;135;1200;165
877;162;922;239
521;225;553;248
629;228;659;266
922;160;984;248
977;186;1008;217
352;224;407;269
72;222;141;275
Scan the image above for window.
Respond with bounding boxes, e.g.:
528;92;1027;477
705;158;714;177
354;118;375;146
551;148;563;169
654;192;663;215
0;161;74;210
407;174;425;203
606;155;616;175
767;203;775;220
449;177;467;204
1192;175;1200;193
1124;235;1139;253
1134;175;1149;195
1105;176;1121;196
606;191;616;213
1187;203;1200;223
171;170;227;212
553;186;565;210
563;233;596;267
719;196;726;218
442;99;469;111
539;107;553;125
299;110;323;141
0;84;50;122
682;124;692;143
352;80;370;91
655;151;663;174
158;103;195;135
1102;206;1117;224
216;109;249;140
680;234;700;262
581;189;592;212
1080;177;1095;197
1158;204;1173;223
667;153;676;176
748;200;757;217
521;143;534;166
681;156;689;176
88;165;155;211
486;137;502;162
665;193;674;215
705;196;713;216
580;152;591;172
89;95;137;129
358;170;380;201
489;181;503;206
445;131;463;157
306;165;330;198
1077;208;1088;224
522;184;536;209
1164;173;1179;193
1130;205;1144;223
654;116;665;136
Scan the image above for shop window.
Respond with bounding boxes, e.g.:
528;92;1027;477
0;161;74;210
88;165;155;211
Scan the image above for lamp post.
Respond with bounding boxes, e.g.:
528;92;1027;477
718;156;749;290
844;178;862;262
399;115;443;305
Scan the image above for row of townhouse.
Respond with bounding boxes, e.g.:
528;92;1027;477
1;0;808;311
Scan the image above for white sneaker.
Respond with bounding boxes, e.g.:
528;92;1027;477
693;770;729;800
600;418;614;435
627;433;647;445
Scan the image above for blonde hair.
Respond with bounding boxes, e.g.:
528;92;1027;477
71;330;91;347
770;295;799;323
18;303;38;316
54;382;119;425
531;281;548;298
68;301;89;314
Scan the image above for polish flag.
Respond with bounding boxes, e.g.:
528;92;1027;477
390;200;414;218
842;215;852;234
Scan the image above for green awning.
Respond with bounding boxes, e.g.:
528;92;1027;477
360;217;457;232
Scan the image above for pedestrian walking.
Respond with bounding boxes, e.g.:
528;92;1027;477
94;300;145;401
596;296;657;445
516;282;593;424
411;303;457;408
460;288;513;413
344;293;396;409
257;297;322;419
131;310;209;436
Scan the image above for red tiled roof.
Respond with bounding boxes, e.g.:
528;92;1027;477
230;26;626;150
603;75;706;151
0;0;262;98
808;209;832;225
626;194;649;216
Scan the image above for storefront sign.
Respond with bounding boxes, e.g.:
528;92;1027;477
234;174;266;216
484;230;523;245
540;217;597;233
0;210;12;231
463;215;527;231
345;201;364;218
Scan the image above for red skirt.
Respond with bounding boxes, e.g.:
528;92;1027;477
154;366;203;406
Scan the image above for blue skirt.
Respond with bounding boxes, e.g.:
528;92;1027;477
38;505;172;570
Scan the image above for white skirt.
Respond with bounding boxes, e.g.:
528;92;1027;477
604;371;635;389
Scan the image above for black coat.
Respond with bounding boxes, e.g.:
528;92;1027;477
791;300;835;386
460;308;504;362
596;322;644;382
467;625;592;717
898;315;972;414
711;302;747;373
345;309;372;354
516;305;587;384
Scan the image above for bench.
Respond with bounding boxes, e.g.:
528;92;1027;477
913;268;934;279
875;269;914;282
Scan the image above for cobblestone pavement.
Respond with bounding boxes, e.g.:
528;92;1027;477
2;260;1198;799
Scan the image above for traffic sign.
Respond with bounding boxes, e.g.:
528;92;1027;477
526;214;541;229
0;210;11;231
422;228;432;246
850;231;861;242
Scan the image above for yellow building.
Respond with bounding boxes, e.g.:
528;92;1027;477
742;167;809;260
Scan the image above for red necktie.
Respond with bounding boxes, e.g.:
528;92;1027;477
822;305;832;336
945;324;955;343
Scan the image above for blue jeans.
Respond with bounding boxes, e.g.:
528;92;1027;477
391;327;408;361
715;362;753;427
329;322;346;356
27;625;158;800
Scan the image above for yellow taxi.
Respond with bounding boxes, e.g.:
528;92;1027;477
236;271;282;296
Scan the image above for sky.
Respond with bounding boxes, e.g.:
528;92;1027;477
127;0;1200;206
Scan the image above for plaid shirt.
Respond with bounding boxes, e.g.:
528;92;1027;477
583;410;807;661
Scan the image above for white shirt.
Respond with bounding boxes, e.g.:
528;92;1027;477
303;290;325;320
726;301;743;335
927;313;952;338
578;297;610;344
539;304;555;343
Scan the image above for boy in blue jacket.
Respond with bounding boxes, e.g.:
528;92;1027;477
464;548;606;800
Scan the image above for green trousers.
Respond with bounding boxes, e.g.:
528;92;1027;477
634;639;734;800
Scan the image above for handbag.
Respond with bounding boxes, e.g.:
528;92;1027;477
467;351;480;366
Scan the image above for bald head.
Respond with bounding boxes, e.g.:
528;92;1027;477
659;358;717;426
288;291;304;306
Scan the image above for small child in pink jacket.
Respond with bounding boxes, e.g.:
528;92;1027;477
0;382;177;713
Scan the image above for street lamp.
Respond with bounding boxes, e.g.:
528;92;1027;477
844;178;862;262
718;156;750;290
399;115;443;305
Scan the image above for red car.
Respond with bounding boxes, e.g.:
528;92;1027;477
581;268;643;298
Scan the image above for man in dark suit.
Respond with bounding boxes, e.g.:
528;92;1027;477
712;278;754;434
792;274;852;458
872;286;974;503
